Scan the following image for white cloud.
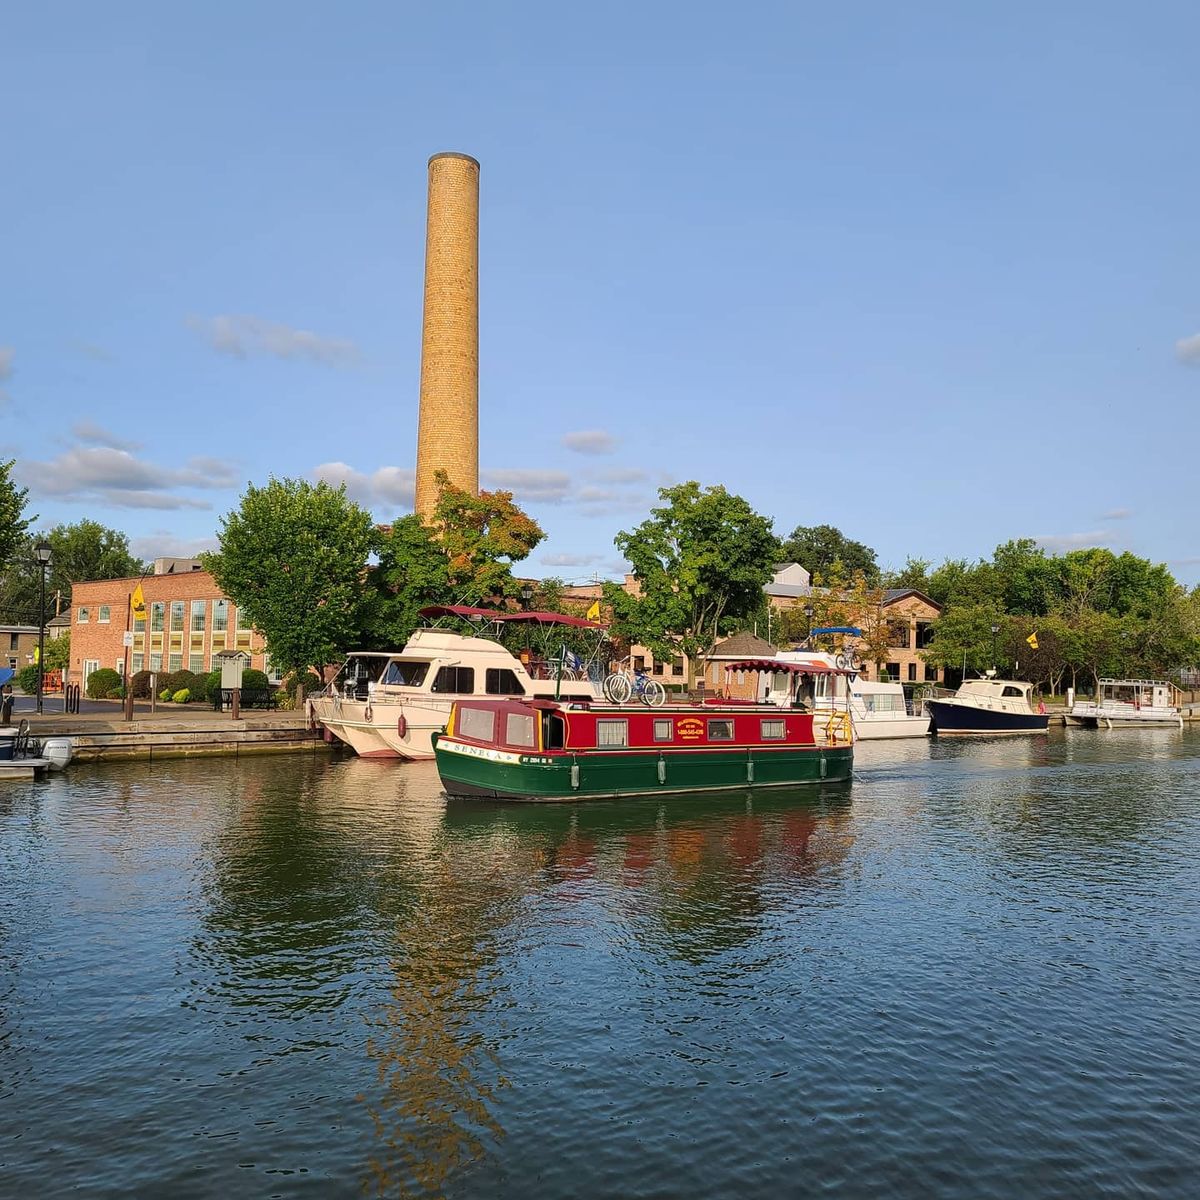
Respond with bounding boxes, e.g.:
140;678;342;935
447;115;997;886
1033;530;1113;552
1176;333;1200;364
16;444;235;510
1101;508;1132;521
482;468;573;503
190;314;358;365
563;429;618;456
0;346;12;380
312;462;415;510
71;421;142;452
541;552;601;567
130;533;219;561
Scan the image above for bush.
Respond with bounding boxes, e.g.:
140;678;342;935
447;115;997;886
282;670;323;699
130;670;154;699
203;671;222;703
172;688;191;704
159;688;173;702
86;668;124;700
15;664;41;694
159;669;201;697
242;668;269;691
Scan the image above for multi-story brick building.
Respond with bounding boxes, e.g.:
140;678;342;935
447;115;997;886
69;567;272;690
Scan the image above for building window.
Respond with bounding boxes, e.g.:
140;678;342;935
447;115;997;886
761;719;786;740
653;719;673;742
915;622;935;649
150;602;164;632
168;653;182;673
505;712;536;748
888;622;910;649
597;719;628;747
633;655;645;673
189;654;204;674
8;633;17;652
150;653;163;672
652;660;663;675
134;616;145;633
235;605;252;633
431;666;475;693
132;653;144;673
212;599;228;632
887;662;900;681
485;668;522;695
170;601;184;632
191;600;206;632
672;658;684;677
98;605;110;624
908;662;917;682
263;656;283;684
925;664;939;682
707;718;734;741
458;707;495;742
78;607;90;624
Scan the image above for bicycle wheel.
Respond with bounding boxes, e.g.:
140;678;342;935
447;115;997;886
642;680;667;707
603;673;632;704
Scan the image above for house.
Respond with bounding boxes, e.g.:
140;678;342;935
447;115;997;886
69;568;275;690
2;624;41;674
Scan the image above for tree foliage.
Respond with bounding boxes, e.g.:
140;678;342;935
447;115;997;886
604;482;778;687
0;460;32;571
779;524;879;585
206;477;377;677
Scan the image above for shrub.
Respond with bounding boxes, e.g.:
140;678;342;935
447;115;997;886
15;664;41;694
159;688;173;702
282;670;323;700
172;688;191;704
86;668;124;700
242;668;269;691
130;670;155;699
203;670;222;703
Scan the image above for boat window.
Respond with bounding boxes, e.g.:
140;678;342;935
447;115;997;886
1001;686;1023;698
653;719;673;742
505;712;536;749
457;706;495;742
382;660;429;687
486;668;523;695
597;719;628;747
707;718;734;741
431;666;475;694
760;719;785;740
543;713;565;750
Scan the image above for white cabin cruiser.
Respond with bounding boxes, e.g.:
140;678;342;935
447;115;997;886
1067;679;1183;729
925;676;1049;735
309;606;605;760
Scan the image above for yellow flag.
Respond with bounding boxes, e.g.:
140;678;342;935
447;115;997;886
131;584;147;623
1026;631;1039;650
586;599;601;622
33;644;40;664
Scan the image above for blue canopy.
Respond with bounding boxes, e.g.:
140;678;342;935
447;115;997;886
811;626;862;637
0;668;14;687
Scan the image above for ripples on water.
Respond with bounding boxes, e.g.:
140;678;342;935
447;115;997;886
1;731;1199;1198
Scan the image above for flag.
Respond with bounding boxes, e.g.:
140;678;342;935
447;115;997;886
1026;631;1039;650
586;599;601;622
33;644;40;664
559;645;583;672
131;584;147;623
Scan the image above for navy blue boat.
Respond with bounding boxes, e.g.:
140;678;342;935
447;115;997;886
926;677;1050;735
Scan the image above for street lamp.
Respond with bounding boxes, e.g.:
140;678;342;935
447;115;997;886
34;540;52;715
519;582;534;611
803;604;814;646
990;623;999;673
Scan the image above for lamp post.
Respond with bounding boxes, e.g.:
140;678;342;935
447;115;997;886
34;540;52;715
803;604;814;647
990;623;999;673
520;582;534;611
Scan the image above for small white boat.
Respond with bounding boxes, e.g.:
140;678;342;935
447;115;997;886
1067;679;1183;729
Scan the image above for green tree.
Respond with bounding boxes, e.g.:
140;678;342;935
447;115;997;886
205;477;377;677
604;482;778;688
991;539;1058;616
779;524;879;585
884;557;932;593
0;459;32;570
361;515;451;650
922;602;1008;677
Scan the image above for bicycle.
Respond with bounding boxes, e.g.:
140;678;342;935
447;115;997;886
603;663;667;707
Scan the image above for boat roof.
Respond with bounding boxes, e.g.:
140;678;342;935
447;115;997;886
1098;678;1172;687
418;604;605;629
722;658;855;676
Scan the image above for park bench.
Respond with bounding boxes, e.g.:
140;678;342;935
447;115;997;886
213;687;278;711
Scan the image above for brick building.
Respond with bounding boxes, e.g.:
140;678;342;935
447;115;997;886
70;569;271;690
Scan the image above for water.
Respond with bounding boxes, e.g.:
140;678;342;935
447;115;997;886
2;731;1199;1198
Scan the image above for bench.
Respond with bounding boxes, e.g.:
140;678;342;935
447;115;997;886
213;687;278;711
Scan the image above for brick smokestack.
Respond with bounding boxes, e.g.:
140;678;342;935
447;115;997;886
414;151;480;520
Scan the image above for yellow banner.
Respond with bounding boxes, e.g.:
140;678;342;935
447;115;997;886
131;583;147;623
586;600;601;622
1026;631;1039;650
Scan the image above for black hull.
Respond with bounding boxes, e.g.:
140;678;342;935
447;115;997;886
926;700;1049;736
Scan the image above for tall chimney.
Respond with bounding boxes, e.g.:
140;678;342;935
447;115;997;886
414;152;480;519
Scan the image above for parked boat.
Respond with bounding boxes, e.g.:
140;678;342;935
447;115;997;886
1067;679;1184;729
434;660;855;802
309;606;605;760
925;676;1049;735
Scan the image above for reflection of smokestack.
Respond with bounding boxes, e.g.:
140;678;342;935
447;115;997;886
414;152;480;520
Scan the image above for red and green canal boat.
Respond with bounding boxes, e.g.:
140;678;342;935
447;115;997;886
433;665;854;802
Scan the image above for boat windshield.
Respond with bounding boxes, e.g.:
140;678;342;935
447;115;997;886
380;659;430;687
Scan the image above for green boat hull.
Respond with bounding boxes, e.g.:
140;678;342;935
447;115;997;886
433;736;853;802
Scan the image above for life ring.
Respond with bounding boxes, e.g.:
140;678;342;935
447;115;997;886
396;713;408;739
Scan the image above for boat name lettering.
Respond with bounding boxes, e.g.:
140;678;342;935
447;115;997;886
677;718;704;741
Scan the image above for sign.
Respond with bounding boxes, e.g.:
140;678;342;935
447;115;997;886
122;632;135;648
677;718;704;741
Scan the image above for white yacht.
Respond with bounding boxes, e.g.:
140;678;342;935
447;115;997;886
925;676;1049;735
1067;679;1183;729
309;606;604;761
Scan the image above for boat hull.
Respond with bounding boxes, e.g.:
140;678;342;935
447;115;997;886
926;700;1049;735
853;715;931;739
434;737;854;802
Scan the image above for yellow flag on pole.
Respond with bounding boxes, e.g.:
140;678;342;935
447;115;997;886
131;584;147;623
1026;631;1039;650
586;599;601;622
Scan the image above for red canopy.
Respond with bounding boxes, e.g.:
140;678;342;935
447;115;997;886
495;610;606;630
722;658;852;676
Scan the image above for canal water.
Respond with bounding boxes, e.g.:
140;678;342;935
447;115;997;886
2;731;1199;1198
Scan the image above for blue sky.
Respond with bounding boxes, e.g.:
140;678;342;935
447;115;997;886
3;1;1198;584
